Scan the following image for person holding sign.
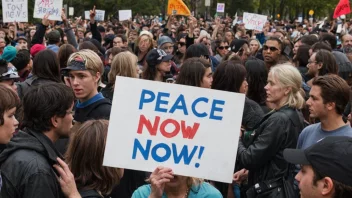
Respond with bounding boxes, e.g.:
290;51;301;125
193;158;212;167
132;166;222;197
235;64;305;197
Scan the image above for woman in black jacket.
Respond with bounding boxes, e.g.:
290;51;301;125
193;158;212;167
235;64;305;197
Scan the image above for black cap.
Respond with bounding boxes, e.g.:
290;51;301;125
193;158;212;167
146;49;173;67
284;136;352;186
61;57;86;76
15;36;27;42
230;39;248;53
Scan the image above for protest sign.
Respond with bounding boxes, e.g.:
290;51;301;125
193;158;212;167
243;12;267;31
216;3;225;13
69;7;74;16
84;10;105;21
33;0;63;21
2;0;28;22
103;77;245;183
167;0;191;16
119;10;132;21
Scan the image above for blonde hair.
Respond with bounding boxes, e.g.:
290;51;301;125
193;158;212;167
67;49;104;82
108;51;138;84
269;64;305;109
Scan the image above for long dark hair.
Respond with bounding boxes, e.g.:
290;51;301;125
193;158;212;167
212;60;247;92
176;58;211;87
245;59;267;105
32;49;61;82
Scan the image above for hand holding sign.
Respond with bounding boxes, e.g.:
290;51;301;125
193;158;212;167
149;167;174;198
42;13;50;26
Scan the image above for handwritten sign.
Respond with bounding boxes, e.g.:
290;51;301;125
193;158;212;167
216;3;225;13
2;0;28;22
33;0;63;21
167;0;191;16
103;77;245;183
119;10;132;21
84;10;105;21
243;12;268;31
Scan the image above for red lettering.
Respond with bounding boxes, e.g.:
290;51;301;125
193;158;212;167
137;115;200;139
160;119;180;138
181;121;200;139
137;115;160;136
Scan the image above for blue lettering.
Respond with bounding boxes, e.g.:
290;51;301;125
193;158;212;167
191;97;208;118
139;89;155;110
172;144;198;165
155;92;170;113
132;138;151;160
169;94;188;115
151;143;171;162
210;100;225;121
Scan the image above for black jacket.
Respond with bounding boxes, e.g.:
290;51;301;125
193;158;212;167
237;106;304;186
0;129;64;198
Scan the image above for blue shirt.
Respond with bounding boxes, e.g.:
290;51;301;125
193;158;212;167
132;182;222;198
297;123;352;149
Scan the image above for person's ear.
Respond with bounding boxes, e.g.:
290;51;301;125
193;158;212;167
321;177;335;196
94;72;101;83
51;115;60;128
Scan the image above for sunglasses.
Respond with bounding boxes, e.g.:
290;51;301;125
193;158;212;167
178;42;186;47
218;46;229;50
263;45;279;52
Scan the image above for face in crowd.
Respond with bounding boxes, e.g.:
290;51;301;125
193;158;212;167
263;40;281;65
217;42;229;57
178;38;187;54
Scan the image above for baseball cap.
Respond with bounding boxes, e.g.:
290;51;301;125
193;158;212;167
146;49;173;67
30;44;46;57
0;46;17;62
284;136;352;186
157;36;173;48
0;66;20;81
16;36;28;42
61;57;87;76
230;39;248;53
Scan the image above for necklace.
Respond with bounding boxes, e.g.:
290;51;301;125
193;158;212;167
184;187;190;198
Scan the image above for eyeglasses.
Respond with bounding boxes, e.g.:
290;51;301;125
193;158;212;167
178;42;186;47
218;46;229;50
307;60;317;64
263;45;279;52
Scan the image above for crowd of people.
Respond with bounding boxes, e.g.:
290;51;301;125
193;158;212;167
0;5;352;198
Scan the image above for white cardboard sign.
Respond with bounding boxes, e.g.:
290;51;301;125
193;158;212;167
33;0;63;21
103;77;245;183
2;0;28;22
216;3;225;13
119;10;132;21
243;12;268;31
85;10;105;21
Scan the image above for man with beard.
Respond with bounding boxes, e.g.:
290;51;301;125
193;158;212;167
263;37;282;70
0;83;75;198
342;34;352;54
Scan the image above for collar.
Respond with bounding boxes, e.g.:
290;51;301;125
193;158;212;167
26;128;63;164
76;93;105;108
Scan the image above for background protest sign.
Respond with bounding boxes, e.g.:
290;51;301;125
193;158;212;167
103;77;245;183
33;0;63;21
243;12;267;31
216;3;225;13
84;10;105;21
119;10;132;21
2;0;28;22
167;0;191;16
